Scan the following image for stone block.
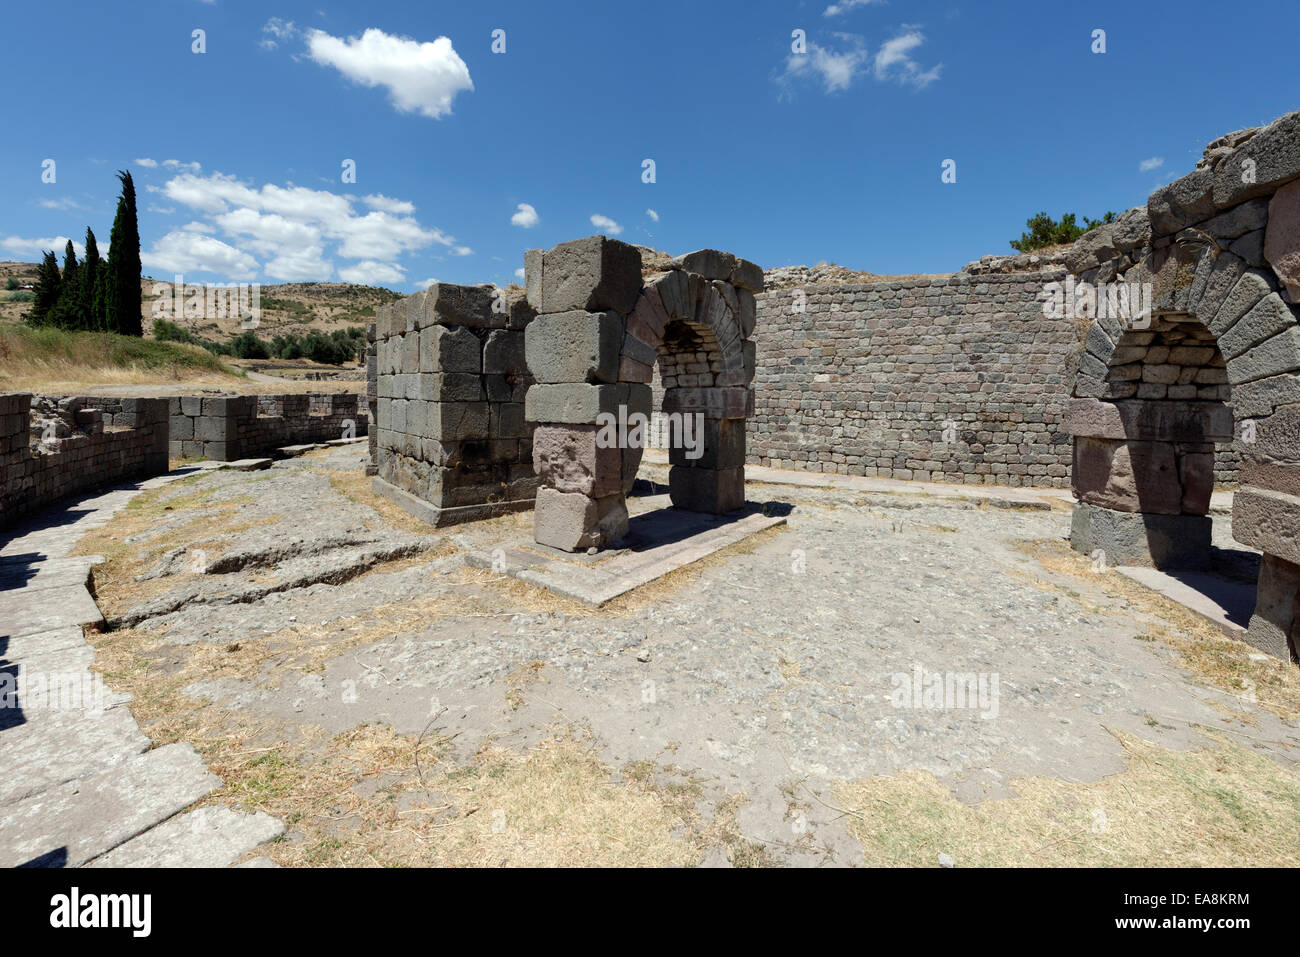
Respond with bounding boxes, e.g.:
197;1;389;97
422;324;482;374
525;383;650;425
1226;327;1300;385
1210;269;1275;337
524;248;544;308
534;486;600;552
1218;293;1298;359
1070;501;1211;569
1148;168;1215;236
532;424;622;497
525;310;624;384
730;258;764;293
736;289;757;338
669;465;744;514
1265;178;1300;302
1072;437;1182;514
1245;554;1300;661
595;493;629;543
484;329;528;375
427;402;490;442
413;283;496;328
1111;206;1152;250
540;236;643;315
652;269;695;320
1232;372;1300;417
1187;250;1247;324
671;249;737;281
662;387;754;419
418;374;483;403
1211;112;1300;209
669;416;745;470
1233;485;1300;567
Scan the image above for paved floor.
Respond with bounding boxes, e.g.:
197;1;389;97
0;466;283;868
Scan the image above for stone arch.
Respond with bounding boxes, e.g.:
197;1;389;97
523;237;760;552
1067;235;1300;662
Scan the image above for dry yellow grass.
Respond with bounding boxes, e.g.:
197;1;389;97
834;730;1300;867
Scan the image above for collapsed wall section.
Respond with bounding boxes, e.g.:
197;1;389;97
0;392;169;528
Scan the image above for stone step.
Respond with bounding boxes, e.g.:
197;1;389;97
0;583;103;638
89;806;284;867
0;743;220;868
0;702;149;806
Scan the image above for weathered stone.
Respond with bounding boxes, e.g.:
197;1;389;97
524;310;624;384
421;324;481;374
730;258;765;292
532;424;621;497
1112;207;1152;251
524;248;544;308
662;387;754;419
672;249;737;281
595;493;629;543
1202;198;1270;239
1246;404;1300;463
1187;250;1247;324
1233;485;1300;567
1229;229;1267;267
1244;554;1299;661
414;283;497;328
1148;168;1216;236
1070;501;1210;569
1211;112;1300;209
483;329;528;376
1265;178;1300;302
1210;268;1275;337
1232;372;1300;417
1064;225;1118;273
669;465;744;514
736;289;757;338
525;383;651;424
1218;293;1298;359
669;417;746;470
1065;398;1233;443
533;486;600;552
1073;437;1182;514
1225;327;1300;385
540;236;643;315
651;269;694;320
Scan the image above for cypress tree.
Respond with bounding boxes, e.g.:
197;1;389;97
105;169;142;336
29;250;62;325
81;228;102;330
49;240;82;329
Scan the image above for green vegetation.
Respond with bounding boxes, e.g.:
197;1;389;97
153;319;365;365
26;170;141;334
0;323;233;376
1010;210;1118;252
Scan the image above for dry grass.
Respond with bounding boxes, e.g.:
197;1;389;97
1018;539;1300;722
834;730;1300;867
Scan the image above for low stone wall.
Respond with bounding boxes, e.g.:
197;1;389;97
371;284;538;526
169;392;367;461
0;392;169;528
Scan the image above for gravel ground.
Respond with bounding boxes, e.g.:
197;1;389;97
91;445;1300;865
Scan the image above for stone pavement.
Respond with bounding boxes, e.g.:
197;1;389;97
0;465;283;868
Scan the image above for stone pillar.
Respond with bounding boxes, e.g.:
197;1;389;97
1067;397;1231;568
524;236;645;551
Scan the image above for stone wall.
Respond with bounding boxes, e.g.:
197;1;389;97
169;392;367;462
0;392;169;528
749;270;1077;488
370;283;538;526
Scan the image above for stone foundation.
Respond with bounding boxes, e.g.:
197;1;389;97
169;392;367;462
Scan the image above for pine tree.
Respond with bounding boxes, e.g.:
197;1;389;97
105;169;142;335
81;228;102;330
29;250;62;325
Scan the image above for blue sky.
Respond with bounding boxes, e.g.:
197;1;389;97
2;0;1296;290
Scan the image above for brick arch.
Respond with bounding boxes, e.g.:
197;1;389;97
1066;235;1300;662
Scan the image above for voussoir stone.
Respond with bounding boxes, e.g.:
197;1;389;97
1265;178;1300;303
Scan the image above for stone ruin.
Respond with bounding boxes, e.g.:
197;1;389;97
369;236;761;550
1064;112;1300;661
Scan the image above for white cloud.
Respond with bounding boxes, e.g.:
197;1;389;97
1139;156;1165;172
154;169;455;283
162;159;202;172
37;197;86;211
260;18;297;51
305;28;473;120
141;229;259;279
362;193;416;215
780;36;871;93
873;30;942;88
134;157;158;168
510;202;539;228
338;260;405;285
451;246;473;256
780;29;940;93
590;214;623;236
147;204;175;215
823;0;884;16
514;267;526;282
645;208;659;223
414;277;438;289
1;235;85;259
